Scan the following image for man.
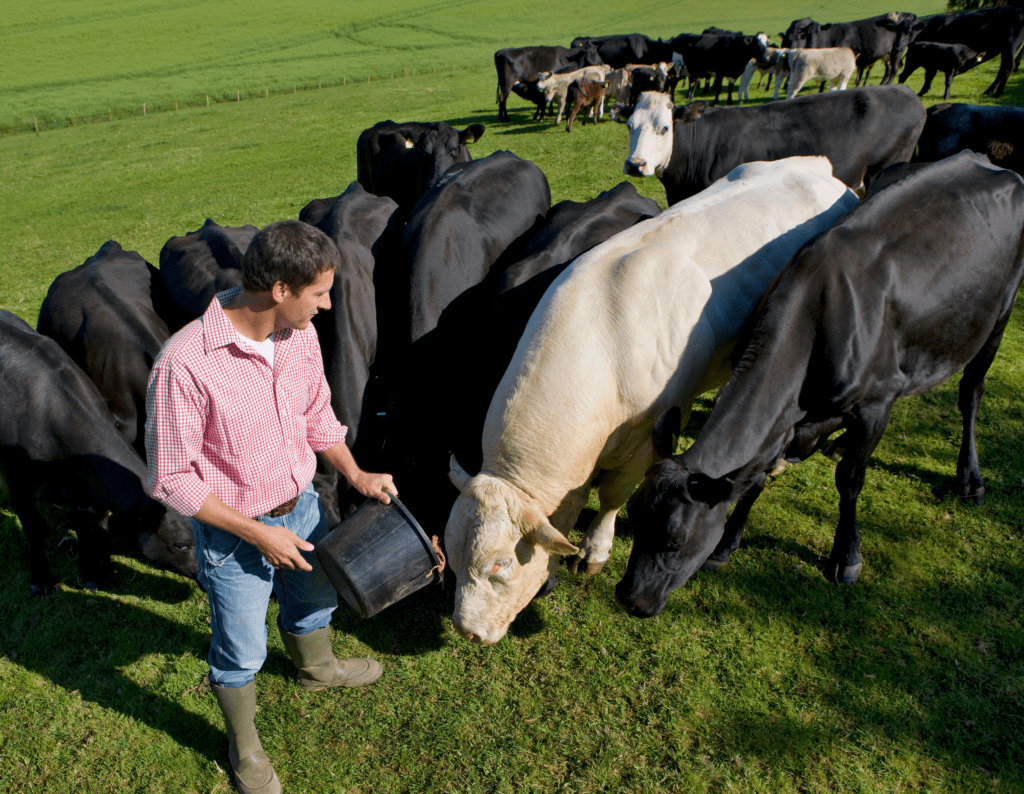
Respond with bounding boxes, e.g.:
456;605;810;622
146;219;395;794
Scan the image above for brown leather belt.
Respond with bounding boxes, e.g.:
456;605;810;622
267;495;300;518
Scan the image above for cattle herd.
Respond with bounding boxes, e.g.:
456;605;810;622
4;5;1024;649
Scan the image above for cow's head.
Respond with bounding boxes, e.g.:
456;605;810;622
781;17;819;49
623;92;676;178
415;123;486;189
880;12;920;67
446;456;578;645
139;504;200;580
615;458;732;618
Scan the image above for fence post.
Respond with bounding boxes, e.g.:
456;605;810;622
237;90;240;101
33;118;38;134
143;103;146;115
206;94;209;106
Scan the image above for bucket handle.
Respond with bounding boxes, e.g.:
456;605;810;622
382;489;446;583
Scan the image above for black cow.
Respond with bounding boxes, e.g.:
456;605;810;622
355;120;486;217
0;310;198;595
158;218;258;326
900;6;1024;97
299;182;403;520
898;42;983;100
494;45;602;122
399;150;551;347
570;34;676;68
389;182;661;533
627;65;670;107
624;85;925;205
780;13;919;85
671;31;769;105
915;103;1024;176
37;241;173;460
616;152;1024;618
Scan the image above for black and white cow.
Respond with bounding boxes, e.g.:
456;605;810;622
158;218;258;326
616;152;1024;618
780;13;920;85
0;310;198;595
355;120;486;217
915;103;1024;176
905;6;1024;98
671;31;769;105
624;85;925;204
494;45;602;121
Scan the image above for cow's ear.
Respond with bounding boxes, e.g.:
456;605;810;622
686;473;733;505
461;124;486;144
676;101;708;122
524;515;579;556
653;406;682;458
820;23;833;31
912;20;928;33
448;454;472;493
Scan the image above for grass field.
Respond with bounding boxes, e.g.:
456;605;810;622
2;1;1024;792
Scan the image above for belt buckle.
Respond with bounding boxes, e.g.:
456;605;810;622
268;495;299;518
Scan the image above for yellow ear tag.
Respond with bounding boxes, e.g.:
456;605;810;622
404;138;414;148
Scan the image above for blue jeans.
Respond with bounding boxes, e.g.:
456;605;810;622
192;484;338;688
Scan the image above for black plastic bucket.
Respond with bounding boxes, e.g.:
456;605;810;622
315;492;443;618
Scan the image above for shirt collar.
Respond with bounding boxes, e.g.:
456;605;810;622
203;287;292;355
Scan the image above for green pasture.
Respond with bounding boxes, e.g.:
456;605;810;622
2;0;1023;791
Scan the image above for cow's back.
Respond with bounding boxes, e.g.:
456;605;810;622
482;157;858;501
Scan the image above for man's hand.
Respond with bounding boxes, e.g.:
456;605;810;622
352;471;398;505
253;523;315;571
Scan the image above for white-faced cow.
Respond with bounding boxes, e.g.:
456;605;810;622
444;157;859;645
617;152;1024;619
1;310;199;595
623;85;925;205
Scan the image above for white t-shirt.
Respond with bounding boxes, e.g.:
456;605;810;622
236;331;275;370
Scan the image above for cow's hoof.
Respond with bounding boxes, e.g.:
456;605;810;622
565;555;606;575
701;553;730;572
826;560;862;584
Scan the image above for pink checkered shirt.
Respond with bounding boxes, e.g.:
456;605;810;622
145;288;346;518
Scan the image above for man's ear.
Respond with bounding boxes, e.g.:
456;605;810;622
271;281;290;304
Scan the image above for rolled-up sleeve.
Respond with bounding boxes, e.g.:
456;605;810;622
145;362;212;517
303;333;347;452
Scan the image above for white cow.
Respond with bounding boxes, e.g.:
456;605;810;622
536;65;611;123
786;47;857;99
738;46;792;101
445;157;859;645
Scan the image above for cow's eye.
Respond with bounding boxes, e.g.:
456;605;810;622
658;126;670;136
490;559;513;577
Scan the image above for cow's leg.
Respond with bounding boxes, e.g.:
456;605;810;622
898;60;916;86
919;68;936;97
7;488;57;596
956;315;1011;505
943;71;954;101
568;452;655;575
983;47;1013;96
555;97;566;124
701;471;767;571
73;507;113;591
827;402;893;584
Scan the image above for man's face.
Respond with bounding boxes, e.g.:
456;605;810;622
275;268;334;331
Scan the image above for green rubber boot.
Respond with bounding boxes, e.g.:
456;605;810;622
278;626;382;690
212;681;282;794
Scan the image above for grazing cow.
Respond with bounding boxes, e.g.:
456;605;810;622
444;158;858;644
400;150;550;348
738;46;791;102
672;32;769;105
354;120;486;217
905;6;1024;98
0;310;198;595
494;46;602;122
781;13;919;85
536;65;610;124
786;47;857;98
898;42;983;100
616;152;1024;619
565;79;608;131
915;103;1024;176
37;241;174;460
624;85;925;205
570;34;677;69
299;181;403;519
389;182;662;536
158;218;257;326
